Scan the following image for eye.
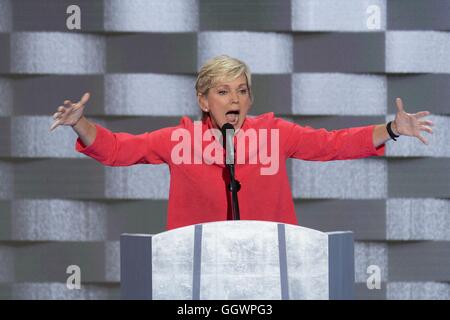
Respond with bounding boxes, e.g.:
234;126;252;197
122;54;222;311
218;90;227;95
239;89;248;94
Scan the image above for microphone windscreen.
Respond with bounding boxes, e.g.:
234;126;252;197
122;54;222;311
221;123;234;135
221;123;234;146
221;123;235;164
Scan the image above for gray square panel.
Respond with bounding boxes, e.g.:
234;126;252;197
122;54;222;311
0;117;11;156
295;199;386;240
0;34;10;73
13;75;104;115
388;0;450;31
251;74;291;115
388;158;450;198
12;0;104;32
388;75;450;115
107;33;197;74
200;0;291;31
294;32;385;72
389;241;450;281
14;159;105;199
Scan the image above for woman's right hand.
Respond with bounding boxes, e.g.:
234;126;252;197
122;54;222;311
50;92;90;132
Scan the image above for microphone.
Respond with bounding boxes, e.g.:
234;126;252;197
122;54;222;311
221;122;241;220
221;123;235;165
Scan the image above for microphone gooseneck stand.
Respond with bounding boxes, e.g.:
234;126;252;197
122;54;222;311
227;162;241;221
221;123;241;221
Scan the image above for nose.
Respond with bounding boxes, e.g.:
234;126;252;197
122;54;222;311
230;91;239;104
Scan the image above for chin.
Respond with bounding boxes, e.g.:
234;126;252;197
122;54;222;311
233;120;243;131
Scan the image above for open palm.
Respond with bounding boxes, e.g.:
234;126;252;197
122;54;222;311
50;92;90;131
393;98;434;145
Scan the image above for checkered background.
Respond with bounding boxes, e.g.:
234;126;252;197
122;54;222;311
0;0;449;299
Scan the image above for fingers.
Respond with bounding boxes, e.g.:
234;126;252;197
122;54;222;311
49;120;61;132
419;119;434;127
53;106;66;119
51;93;89;132
417;134;428;145
395;97;405;113
420;125;433;134
414;111;431;119
78;92;90;106
50;103;66;132
64;100;73;110
416;120;433;145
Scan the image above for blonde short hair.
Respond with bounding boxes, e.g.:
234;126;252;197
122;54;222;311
195;55;253;119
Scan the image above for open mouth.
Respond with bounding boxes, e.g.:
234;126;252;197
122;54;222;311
225;110;240;124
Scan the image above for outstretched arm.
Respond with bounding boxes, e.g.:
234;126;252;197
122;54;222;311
373;98;434;148
50;92;171;166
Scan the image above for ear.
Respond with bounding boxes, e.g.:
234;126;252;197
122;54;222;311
197;93;208;111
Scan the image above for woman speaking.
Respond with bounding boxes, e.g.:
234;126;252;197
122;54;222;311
49;55;434;230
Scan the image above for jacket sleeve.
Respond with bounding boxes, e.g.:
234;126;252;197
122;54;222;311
75;123;173;166
276;118;385;161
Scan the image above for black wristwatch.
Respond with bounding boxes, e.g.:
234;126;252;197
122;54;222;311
387;121;400;141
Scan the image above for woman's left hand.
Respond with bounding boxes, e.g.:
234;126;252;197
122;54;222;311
392;97;434;145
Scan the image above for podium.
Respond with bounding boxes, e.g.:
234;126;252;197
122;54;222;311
120;221;354;300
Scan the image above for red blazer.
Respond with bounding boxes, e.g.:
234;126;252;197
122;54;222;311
76;112;385;230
